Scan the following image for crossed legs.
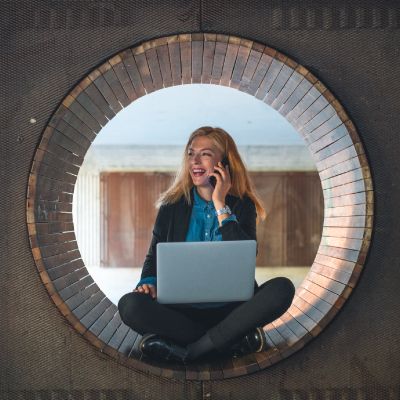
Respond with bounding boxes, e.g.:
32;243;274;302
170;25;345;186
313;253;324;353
118;277;295;355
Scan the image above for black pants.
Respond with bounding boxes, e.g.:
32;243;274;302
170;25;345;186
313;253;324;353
118;277;295;353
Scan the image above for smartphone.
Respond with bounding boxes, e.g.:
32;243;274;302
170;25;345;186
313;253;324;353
208;156;230;188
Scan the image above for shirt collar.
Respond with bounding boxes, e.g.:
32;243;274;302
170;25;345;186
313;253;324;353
194;186;215;210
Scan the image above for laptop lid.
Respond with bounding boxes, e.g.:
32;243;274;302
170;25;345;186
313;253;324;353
156;240;257;304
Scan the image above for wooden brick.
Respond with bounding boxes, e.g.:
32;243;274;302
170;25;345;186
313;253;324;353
307;124;349;152
80;298;113;329
311;262;357;288
121;52;147;97
313;135;354;163
186;364;199;380
294;95;330;131
74;90;109;127
196;362;209;381
104;322;130;354
296;287;335;316
324;204;368;217
318;244;366;265
317;144;365;172
92;74;123;112
271;318;300;349
31;187;73;203
36;175;74;195
263;324;293;358
238;49;263;92
298;102;338;138
306;113;347;145
220;41;240;86
191;39;203;84
271;66;308;111
204;33;217;42
46;258;84;280
255;57;286;100
136;355;152;373
286;305;323;337
112;62;138;103
53;267;88;291
29;199;72;214
307;271;352;299
321;226;372;240
73;290;105;319
324;215;372;229
211;40;228;85
89;304;118;336
68;100;102;133
156;45;173;88
301;279;345;310
231;355;247;377
34;221;74;235
102;65;131;107
35;162;76;185
285;86;322;123
220;356;236;379
323;180;368;199
117;329;139;364
264;61;297;106
279;78;313;117
319;154;369;181
155;37;168;47
168;41;182;85
292;295;326;325
229;43;252;89
202;40;216;84
145;47;164;90
97;313;122;349
147;359;164;378
62;109;96;142
322;167;370;190
49;129;87;158
55;119;91;150
41;143;82;172
42;248;81;270
180;40;192;85
59;275;94;302
253;350;272;369
209;358;224;380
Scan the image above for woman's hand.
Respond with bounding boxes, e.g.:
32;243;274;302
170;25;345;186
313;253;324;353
133;284;157;299
209;161;232;209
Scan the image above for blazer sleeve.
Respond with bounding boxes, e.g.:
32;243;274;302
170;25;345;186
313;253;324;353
218;196;257;242
140;204;170;280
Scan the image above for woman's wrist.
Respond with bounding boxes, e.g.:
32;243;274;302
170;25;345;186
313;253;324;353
213;200;225;210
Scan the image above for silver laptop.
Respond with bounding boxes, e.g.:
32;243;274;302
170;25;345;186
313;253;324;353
156;240;257;304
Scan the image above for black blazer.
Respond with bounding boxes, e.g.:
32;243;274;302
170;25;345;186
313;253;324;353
141;186;258;283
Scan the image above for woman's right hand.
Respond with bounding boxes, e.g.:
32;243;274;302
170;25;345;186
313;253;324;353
133;284;157;299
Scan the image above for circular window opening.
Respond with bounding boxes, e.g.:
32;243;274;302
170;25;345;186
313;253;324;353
27;33;373;380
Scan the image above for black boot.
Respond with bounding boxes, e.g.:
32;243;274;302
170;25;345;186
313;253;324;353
139;333;189;364
229;327;266;357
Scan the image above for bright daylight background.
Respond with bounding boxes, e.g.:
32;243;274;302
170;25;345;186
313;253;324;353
74;84;315;304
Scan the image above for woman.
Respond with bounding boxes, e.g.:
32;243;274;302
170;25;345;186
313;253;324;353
118;127;295;364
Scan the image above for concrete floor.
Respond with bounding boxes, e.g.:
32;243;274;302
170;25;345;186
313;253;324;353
88;266;310;305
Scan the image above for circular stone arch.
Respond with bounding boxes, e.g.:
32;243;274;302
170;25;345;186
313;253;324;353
27;33;373;380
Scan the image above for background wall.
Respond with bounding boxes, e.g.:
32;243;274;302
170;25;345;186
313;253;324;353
1;0;400;398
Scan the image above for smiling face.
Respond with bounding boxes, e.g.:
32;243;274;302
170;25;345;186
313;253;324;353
187;136;223;189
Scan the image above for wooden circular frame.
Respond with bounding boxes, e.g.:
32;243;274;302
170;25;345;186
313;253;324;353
27;33;373;380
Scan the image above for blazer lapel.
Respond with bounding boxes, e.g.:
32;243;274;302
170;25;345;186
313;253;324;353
173;187;194;242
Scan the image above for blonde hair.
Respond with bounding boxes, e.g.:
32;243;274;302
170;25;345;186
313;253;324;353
156;127;266;224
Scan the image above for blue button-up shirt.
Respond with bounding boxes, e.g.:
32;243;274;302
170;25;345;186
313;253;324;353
186;186;237;242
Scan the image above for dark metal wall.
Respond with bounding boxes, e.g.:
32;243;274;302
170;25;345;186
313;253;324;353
1;0;399;398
